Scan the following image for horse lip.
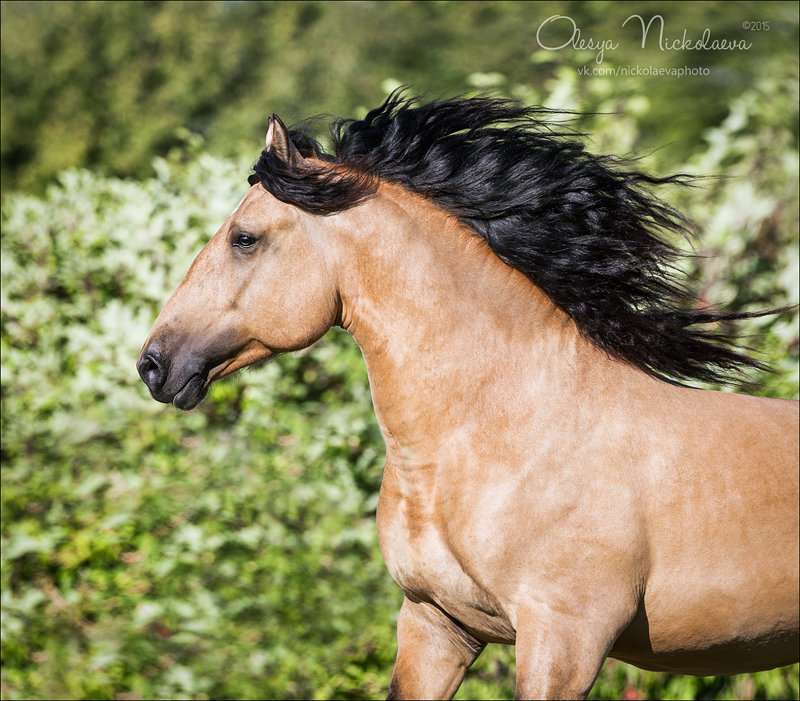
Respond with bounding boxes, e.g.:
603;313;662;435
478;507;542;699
172;374;208;410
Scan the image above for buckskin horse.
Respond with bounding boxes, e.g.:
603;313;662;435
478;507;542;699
138;93;799;699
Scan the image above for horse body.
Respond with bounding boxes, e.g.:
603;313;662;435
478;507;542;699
336;183;799;692
138;99;799;699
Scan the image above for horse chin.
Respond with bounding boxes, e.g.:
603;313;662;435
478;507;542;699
172;374;209;411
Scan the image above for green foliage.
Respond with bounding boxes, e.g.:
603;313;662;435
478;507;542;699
1;2;798;699
3;102;798;698
1;154;401;699
3;2;798;193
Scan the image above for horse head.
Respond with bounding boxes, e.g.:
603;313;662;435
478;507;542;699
137;117;340;409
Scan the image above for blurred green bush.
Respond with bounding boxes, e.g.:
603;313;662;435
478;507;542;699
1;2;798;699
1;153;393;699
2;1;798;193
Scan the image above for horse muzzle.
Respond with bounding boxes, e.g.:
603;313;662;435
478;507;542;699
137;342;209;410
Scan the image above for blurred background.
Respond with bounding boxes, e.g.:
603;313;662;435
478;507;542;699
1;1;798;699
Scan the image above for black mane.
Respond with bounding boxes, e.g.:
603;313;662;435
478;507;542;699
249;92;781;386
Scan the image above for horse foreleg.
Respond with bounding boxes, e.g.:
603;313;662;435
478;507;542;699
387;596;486;700
513;610;617;700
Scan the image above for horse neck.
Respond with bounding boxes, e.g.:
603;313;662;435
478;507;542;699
332;183;614;458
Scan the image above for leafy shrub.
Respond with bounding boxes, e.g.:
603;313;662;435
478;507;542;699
2;73;797;700
1;154;399;699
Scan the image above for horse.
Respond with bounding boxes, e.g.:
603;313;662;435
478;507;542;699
137;93;799;700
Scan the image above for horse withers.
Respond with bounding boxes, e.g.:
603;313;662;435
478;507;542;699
138;94;799;699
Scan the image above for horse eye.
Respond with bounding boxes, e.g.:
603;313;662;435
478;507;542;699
233;234;257;249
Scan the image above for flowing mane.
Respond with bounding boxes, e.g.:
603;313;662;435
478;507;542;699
248;92;777;386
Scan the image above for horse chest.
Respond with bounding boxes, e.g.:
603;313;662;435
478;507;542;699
376;485;516;642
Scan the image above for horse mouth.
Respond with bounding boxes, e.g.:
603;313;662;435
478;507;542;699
166;346;269;411
172;374;208;410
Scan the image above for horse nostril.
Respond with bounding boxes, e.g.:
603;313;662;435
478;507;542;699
137;350;166;391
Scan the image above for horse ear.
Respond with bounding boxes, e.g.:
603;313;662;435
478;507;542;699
266;114;306;167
